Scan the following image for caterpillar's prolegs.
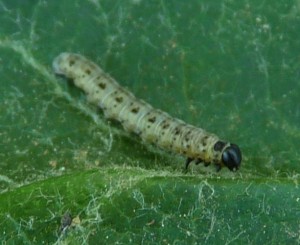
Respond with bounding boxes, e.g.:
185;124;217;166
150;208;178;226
185;157;210;170
185;157;193;169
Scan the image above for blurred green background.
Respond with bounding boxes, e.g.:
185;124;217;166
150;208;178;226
0;0;300;243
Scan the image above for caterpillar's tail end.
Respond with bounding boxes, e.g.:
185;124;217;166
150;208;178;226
222;144;242;171
52;52;70;75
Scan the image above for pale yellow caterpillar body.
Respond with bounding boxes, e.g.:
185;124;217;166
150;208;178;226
53;53;242;171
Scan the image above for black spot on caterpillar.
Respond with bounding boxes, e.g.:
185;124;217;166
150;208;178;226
53;53;242;172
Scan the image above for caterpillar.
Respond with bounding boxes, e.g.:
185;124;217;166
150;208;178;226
53;53;242;172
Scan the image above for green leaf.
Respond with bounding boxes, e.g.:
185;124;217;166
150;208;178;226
1;0;300;243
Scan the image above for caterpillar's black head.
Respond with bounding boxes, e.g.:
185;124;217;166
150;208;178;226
222;144;242;171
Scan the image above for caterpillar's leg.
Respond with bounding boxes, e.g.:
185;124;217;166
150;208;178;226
215;164;222;172
185;157;194;170
195;159;203;165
